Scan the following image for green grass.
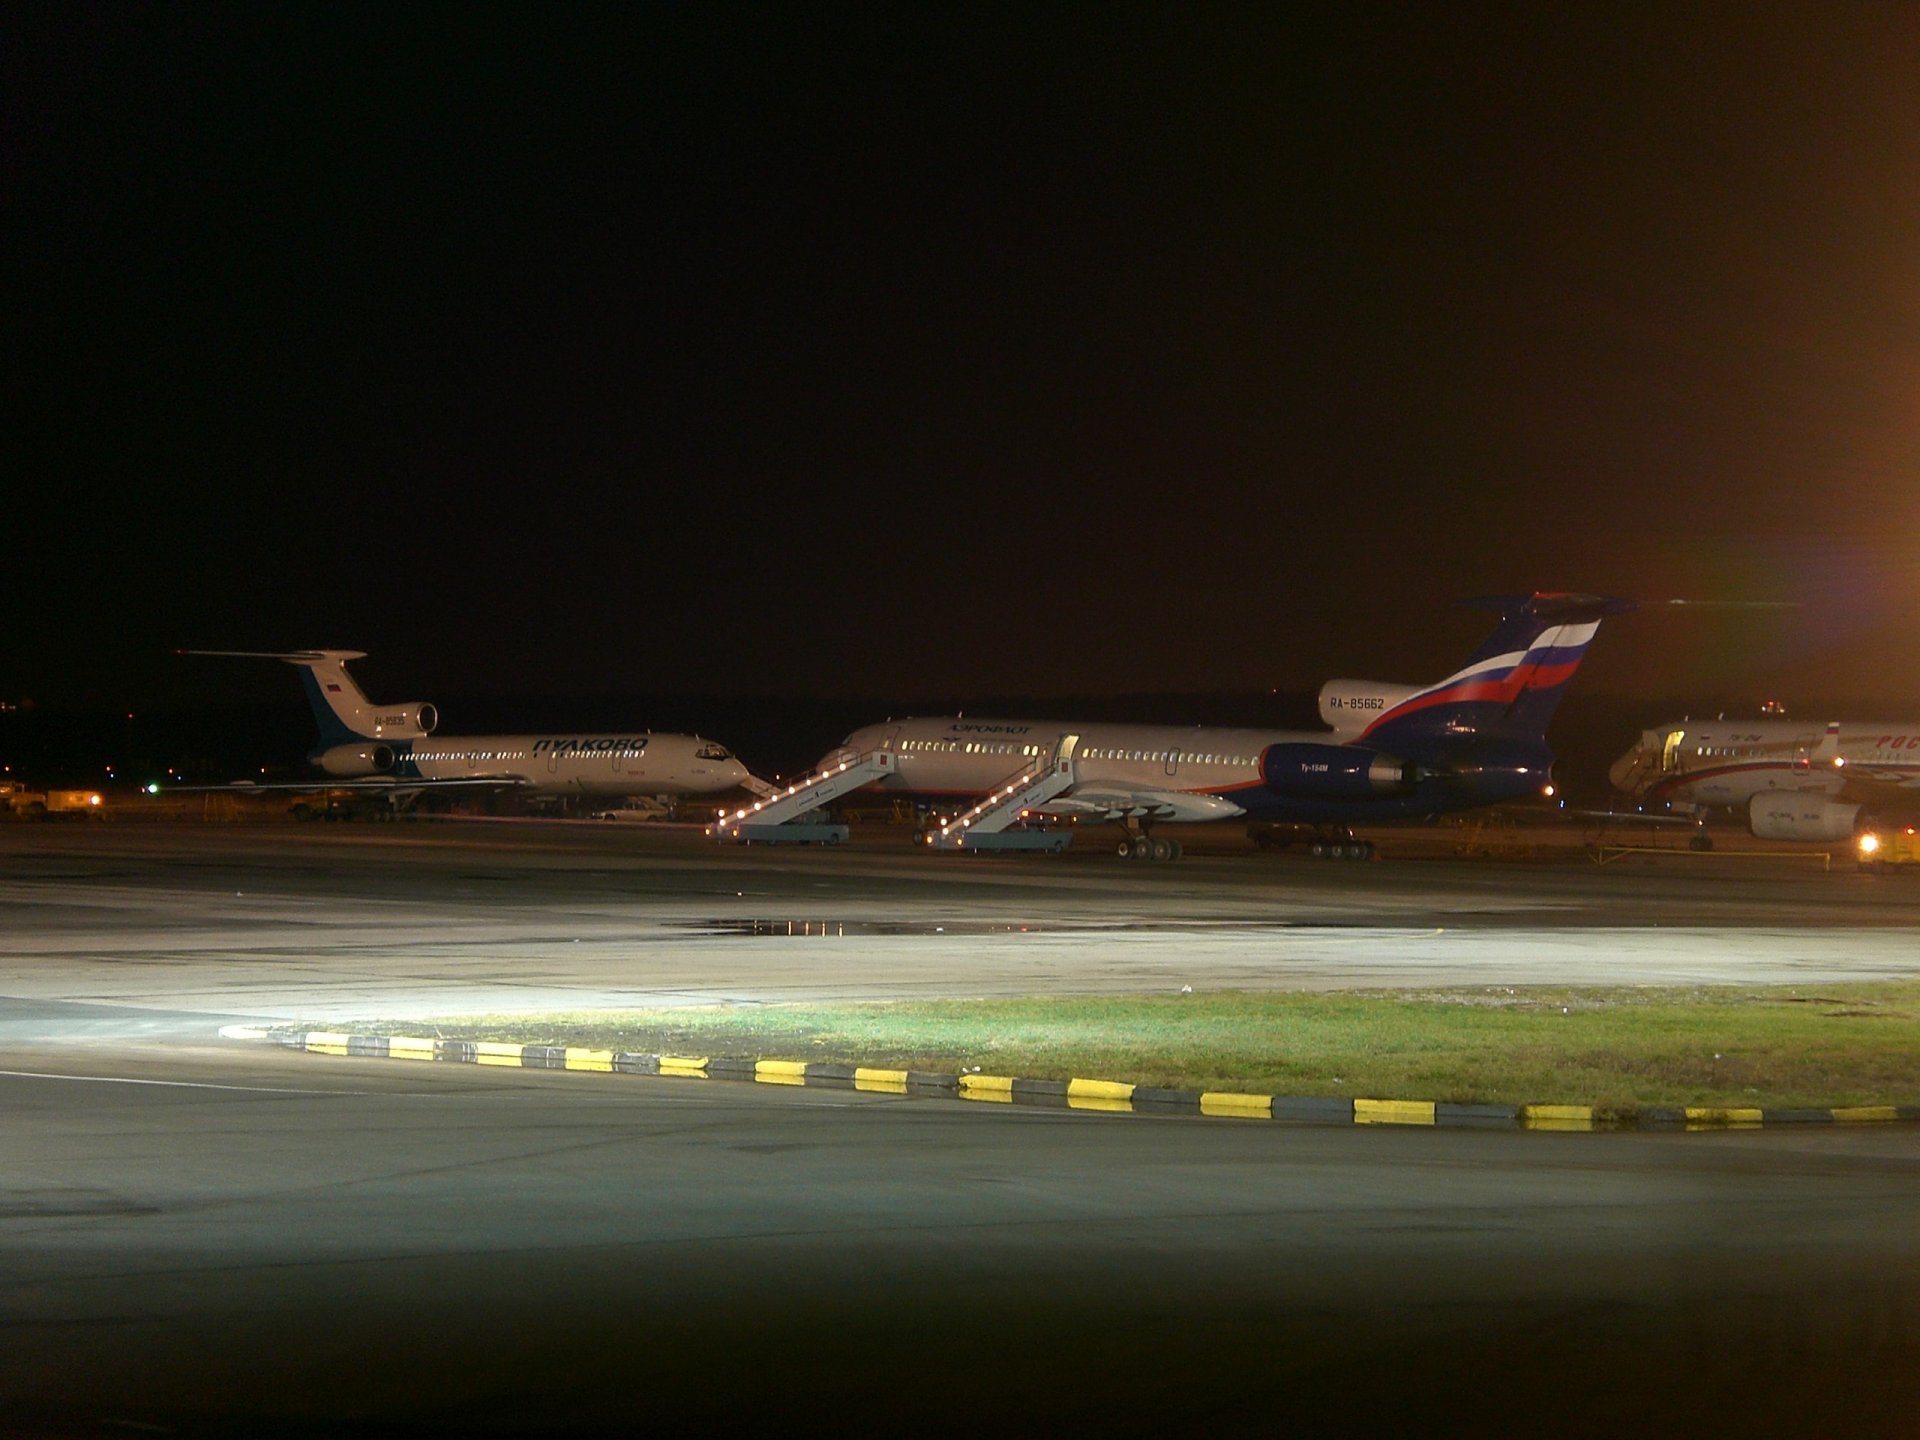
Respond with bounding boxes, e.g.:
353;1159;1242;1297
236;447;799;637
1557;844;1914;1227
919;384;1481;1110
350;983;1920;1111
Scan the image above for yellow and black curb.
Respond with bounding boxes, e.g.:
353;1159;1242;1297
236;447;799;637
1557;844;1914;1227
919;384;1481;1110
222;1027;1920;1132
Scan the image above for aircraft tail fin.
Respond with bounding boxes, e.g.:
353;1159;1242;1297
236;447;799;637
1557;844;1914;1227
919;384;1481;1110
1357;593;1634;754
179;649;397;745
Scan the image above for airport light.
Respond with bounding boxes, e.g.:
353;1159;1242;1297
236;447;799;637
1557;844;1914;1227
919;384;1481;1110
1859;832;1881;856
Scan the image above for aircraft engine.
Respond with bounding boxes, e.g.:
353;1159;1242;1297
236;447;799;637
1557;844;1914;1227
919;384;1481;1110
1748;793;1860;842
1262;744;1417;799
315;743;396;777
373;703;438;735
1317;680;1417;733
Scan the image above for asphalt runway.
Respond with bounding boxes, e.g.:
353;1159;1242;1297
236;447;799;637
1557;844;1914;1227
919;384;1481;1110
4;821;1920;1436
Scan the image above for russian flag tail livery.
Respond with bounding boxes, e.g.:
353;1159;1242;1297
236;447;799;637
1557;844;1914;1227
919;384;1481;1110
180;649;436;745
1359;593;1634;752
288;652;384;745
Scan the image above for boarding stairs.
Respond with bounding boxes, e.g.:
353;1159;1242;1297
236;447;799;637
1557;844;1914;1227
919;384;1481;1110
710;748;896;844
926;734;1080;853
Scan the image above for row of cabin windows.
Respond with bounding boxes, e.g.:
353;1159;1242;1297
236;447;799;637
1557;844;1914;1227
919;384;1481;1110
898;739;1253;766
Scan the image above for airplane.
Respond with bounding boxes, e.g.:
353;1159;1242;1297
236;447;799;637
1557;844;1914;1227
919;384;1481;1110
1608;717;1920;844
729;592;1632;861
181;649;753;811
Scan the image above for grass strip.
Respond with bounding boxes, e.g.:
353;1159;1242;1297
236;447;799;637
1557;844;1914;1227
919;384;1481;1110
342;982;1920;1112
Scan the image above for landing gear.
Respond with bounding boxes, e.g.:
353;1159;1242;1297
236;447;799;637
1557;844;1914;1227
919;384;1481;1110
1688;832;1713;852
1308;837;1375;861
1116;825;1182;862
1251;823;1375;860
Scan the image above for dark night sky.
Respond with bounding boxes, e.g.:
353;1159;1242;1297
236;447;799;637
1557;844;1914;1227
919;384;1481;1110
6;3;1919;715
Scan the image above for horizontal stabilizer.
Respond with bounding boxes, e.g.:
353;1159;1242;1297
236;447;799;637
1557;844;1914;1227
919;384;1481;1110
1459;593;1637;623
178;649;369;663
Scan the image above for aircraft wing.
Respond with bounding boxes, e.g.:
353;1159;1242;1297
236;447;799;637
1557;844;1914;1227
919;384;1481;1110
178;774;535;795
1840;771;1920;804
1565;806;1703;828
1038;783;1245;823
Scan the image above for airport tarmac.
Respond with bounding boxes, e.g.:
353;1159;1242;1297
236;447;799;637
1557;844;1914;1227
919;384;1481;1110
3;820;1919;1436
3;819;1919;1031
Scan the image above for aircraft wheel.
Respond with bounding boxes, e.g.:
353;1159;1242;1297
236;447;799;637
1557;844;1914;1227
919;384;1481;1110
1149;837;1174;862
1117;837;1135;859
1309;840;1327;859
1167;839;1184;862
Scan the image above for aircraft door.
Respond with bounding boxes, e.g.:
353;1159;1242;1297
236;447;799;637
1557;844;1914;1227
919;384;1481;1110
1660;730;1685;773
875;728;903;787
1165;745;1179;777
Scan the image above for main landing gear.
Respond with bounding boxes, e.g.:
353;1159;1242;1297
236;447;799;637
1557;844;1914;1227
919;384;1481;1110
1249;823;1376;861
1116;822;1183;863
1308;835;1376;861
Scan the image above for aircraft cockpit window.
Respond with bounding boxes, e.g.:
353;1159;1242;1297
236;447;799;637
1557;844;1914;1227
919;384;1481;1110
695;743;732;761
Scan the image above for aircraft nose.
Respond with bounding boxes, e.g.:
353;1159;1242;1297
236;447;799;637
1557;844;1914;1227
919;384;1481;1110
1606;749;1642;794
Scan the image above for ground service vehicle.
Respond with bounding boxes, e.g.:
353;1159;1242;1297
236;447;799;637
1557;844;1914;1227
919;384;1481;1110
0;782;105;819
1858;826;1920;872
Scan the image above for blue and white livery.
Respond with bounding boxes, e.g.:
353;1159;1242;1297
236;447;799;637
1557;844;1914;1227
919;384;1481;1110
829;593;1630;857
183;649;750;806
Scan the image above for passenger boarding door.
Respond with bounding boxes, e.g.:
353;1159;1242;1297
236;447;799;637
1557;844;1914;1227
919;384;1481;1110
1165;745;1179;777
1660;730;1685;773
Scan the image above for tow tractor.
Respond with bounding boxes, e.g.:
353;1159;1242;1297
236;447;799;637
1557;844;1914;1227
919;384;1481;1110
1858;826;1920;873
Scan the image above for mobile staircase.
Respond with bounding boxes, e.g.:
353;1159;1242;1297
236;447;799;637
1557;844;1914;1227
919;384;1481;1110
709;748;896;845
924;734;1080;854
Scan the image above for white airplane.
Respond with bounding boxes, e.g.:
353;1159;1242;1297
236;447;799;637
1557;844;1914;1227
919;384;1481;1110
1609;718;1920;842
720;593;1630;860
182;649;751;808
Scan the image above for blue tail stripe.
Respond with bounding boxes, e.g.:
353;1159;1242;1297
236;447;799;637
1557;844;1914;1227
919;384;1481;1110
298;668;363;746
